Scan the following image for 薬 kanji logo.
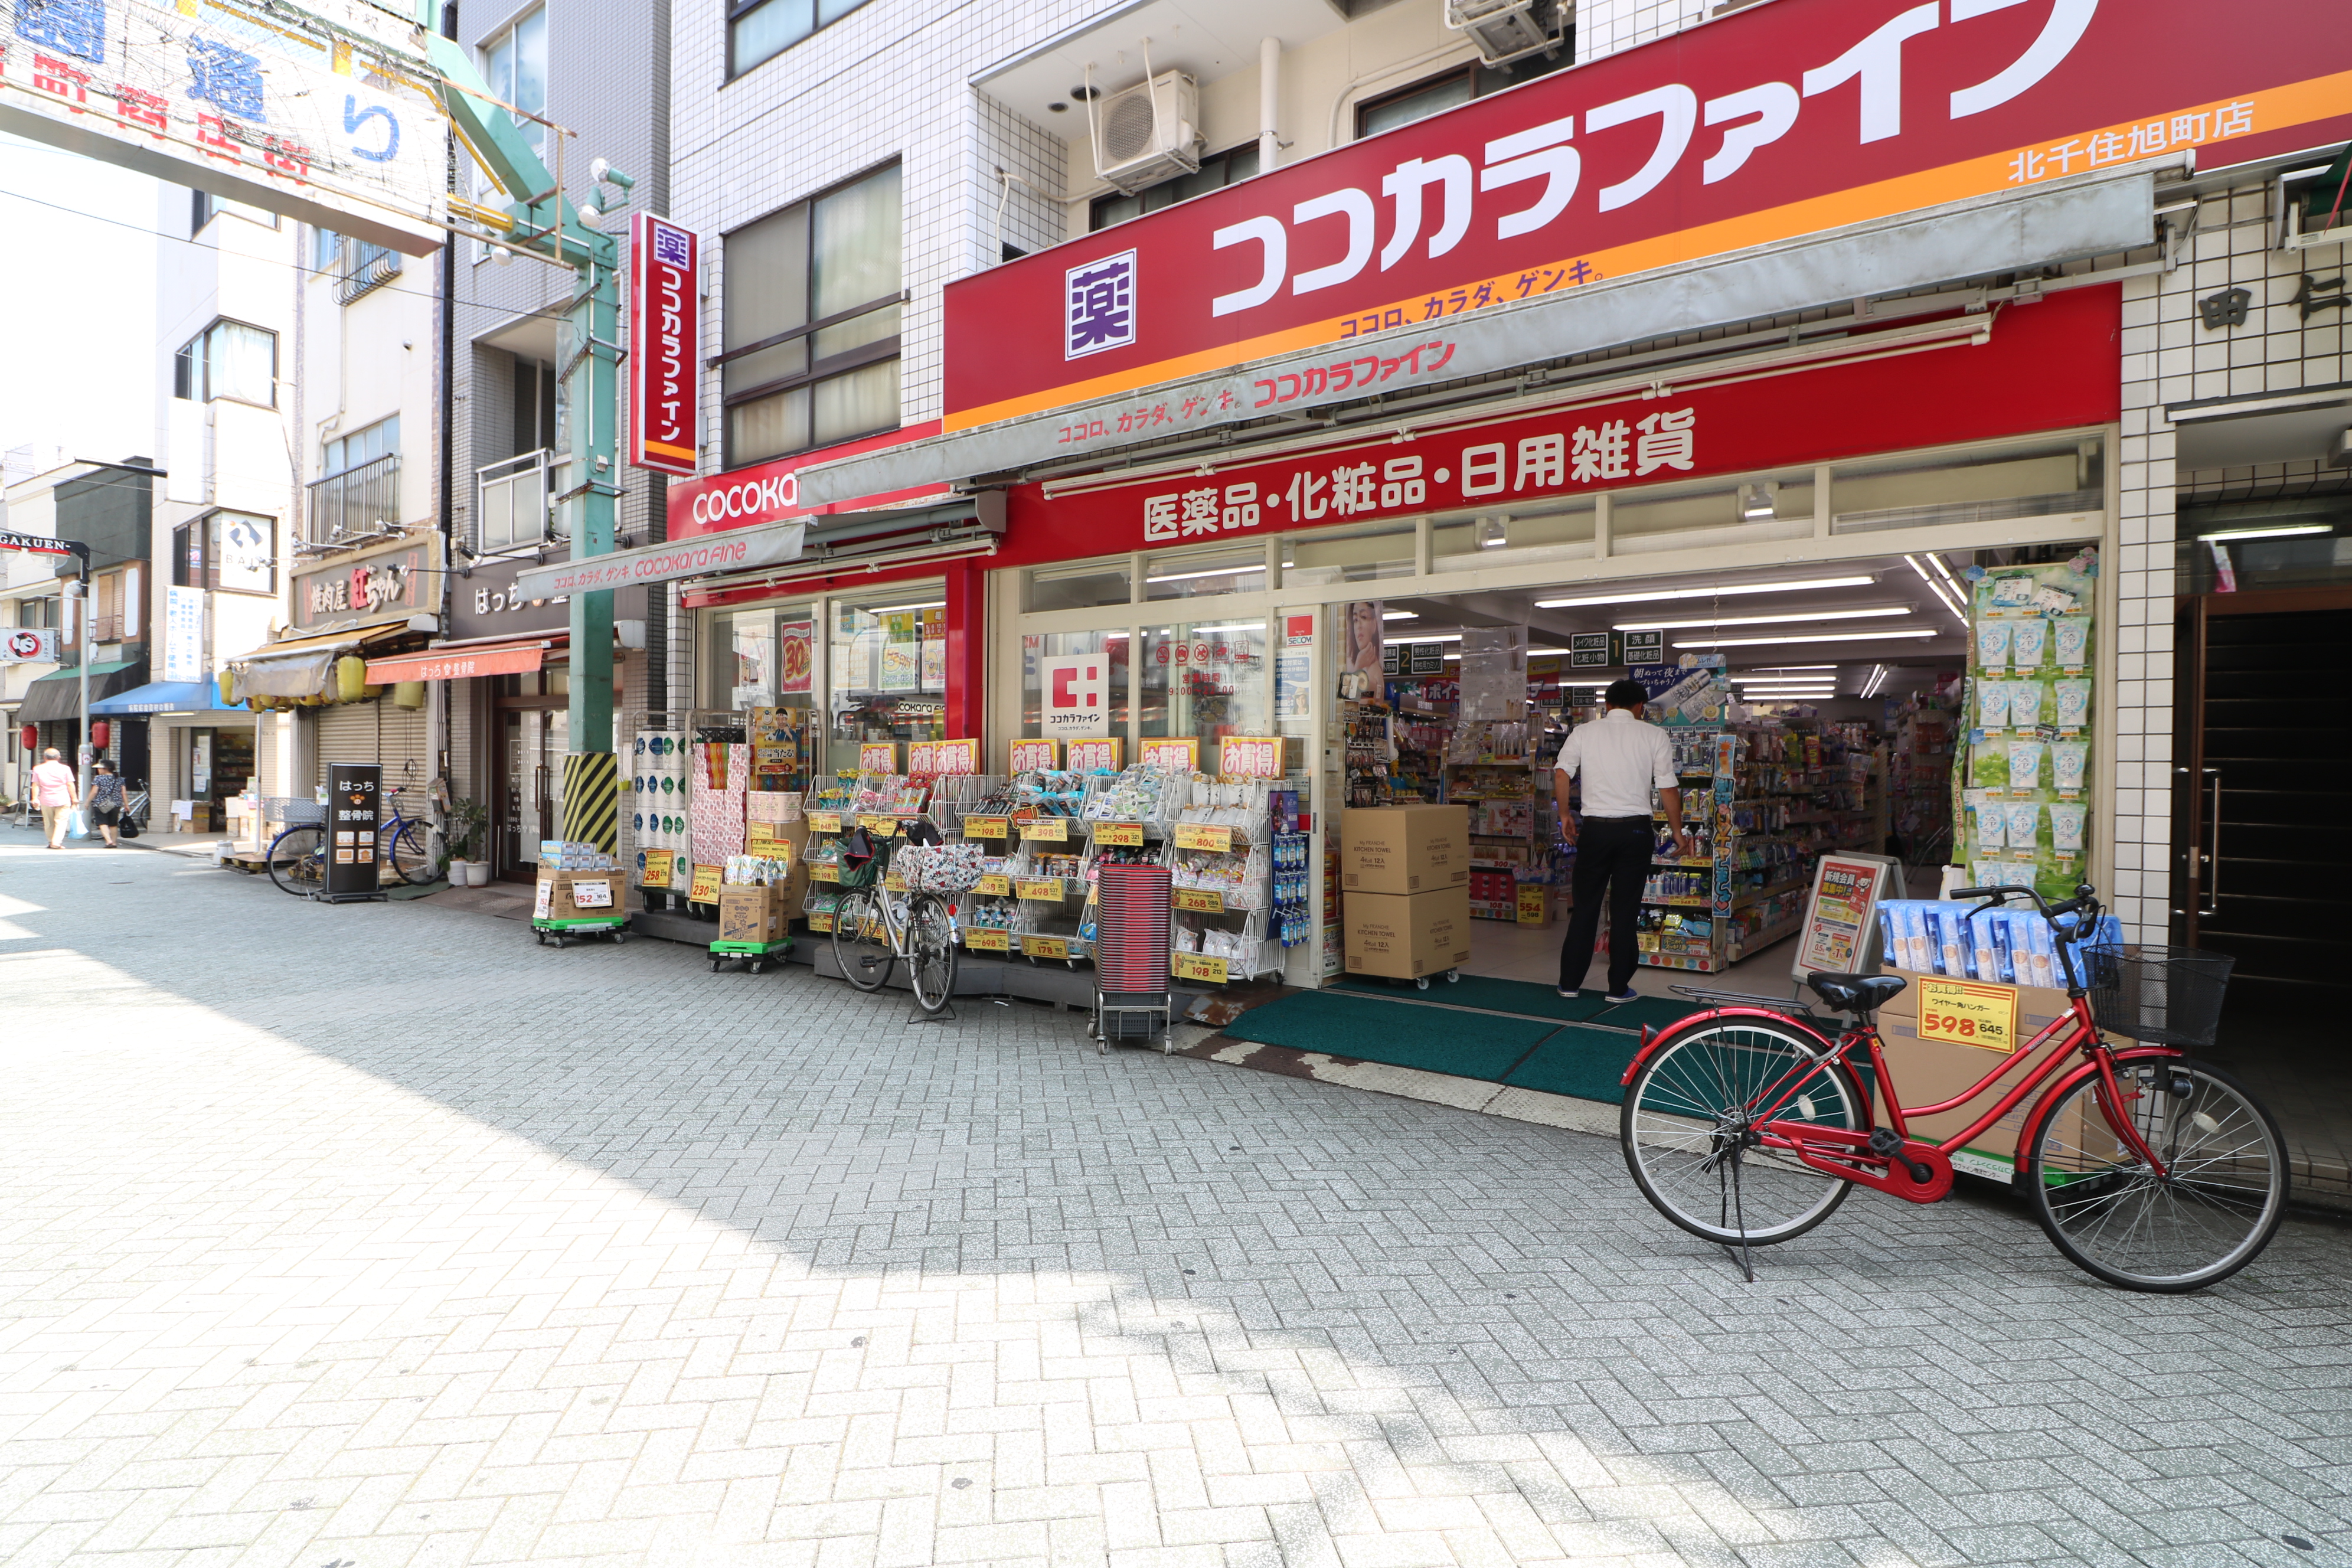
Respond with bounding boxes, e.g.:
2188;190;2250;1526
1065;250;1136;361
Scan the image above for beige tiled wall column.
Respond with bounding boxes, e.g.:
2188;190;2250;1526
2113;271;2177;943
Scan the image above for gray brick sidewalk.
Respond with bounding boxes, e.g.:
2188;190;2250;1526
2;833;2348;1567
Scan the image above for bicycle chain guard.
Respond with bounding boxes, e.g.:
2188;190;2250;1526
1766;1122;1955;1204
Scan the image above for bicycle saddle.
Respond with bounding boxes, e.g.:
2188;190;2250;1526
1807;973;1907;1015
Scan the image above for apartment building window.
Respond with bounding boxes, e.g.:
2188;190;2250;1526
92;569;129;645
309;416;401;543
730;0;870;79
313;228;402;302
192;189;276;234
172;319;277;406
721;162;901;466
174;511;275;594
1090;143;1260;231
1355;49;1574;139
482;9;547;153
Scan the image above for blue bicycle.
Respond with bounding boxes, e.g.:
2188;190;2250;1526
267;779;436;895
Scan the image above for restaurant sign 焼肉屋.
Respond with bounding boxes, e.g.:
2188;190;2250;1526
290;535;437;630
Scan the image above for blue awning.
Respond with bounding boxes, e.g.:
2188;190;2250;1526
88;680;240;716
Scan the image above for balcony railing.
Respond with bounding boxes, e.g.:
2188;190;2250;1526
306;452;402;544
475;448;565;553
335;244;403;305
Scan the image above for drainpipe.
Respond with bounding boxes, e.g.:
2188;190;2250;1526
1259;37;1280;174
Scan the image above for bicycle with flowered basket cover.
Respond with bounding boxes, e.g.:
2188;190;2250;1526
1616;882;2286;1292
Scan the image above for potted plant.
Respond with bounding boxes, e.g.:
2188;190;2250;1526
443;796;491;885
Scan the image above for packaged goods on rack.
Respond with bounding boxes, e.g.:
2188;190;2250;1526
1874;898;2122;986
722;853;793;884
542;840;620;871
631;729;692;891
1956;553;2099;903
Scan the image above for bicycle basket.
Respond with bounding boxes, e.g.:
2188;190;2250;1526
895;841;986;895
2082;943;2233;1048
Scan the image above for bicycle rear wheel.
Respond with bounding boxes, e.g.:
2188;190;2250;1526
267;827;325;896
386;819;436;884
2024;1056;2287;1292
907;895;958;1014
831;888;892;992
1621;1018;1864;1247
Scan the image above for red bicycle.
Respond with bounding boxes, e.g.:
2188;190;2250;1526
1618;883;2287;1292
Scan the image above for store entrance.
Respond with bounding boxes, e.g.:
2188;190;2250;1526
1344;549;2006;991
494;705;569;880
2177;594;2352;1177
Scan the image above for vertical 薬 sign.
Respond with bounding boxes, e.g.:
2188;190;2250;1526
629;214;700;476
325;762;383;899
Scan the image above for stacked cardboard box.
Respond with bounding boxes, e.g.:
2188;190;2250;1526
717;881;790;945
534;865;622;921
1341;805;1471;979
1871;965;2100;1177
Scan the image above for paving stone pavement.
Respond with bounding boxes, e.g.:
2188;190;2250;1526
3;831;2350;1568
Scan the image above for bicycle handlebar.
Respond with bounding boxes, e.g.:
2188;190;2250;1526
1950;881;2101;938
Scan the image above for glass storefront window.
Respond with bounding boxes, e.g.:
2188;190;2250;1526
1831;437;2101;534
1020;629;1130;739
1139;618;1268;750
1025;560;1131;612
705;603;817;713
1143;544;1266;600
1280;519;1416;587
829;582;945;772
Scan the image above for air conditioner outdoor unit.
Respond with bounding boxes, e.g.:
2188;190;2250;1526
1445;0;1567;66
1093;70;1201;195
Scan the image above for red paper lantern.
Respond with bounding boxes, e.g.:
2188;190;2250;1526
90;720;110;750
17;724;34;754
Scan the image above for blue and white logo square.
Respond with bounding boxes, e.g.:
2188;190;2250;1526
1065;250;1136;360
651;222;692;270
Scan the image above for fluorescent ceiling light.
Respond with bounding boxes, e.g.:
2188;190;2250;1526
1382;610;1417;620
1146;562;1266;584
1526;646;1570;655
1676;629;1938;648
1185;623;1265;635
2196;523;2332;541
1535;574;1874;609
859;600;946;615
1614;606;1912;631
1384;632;1464;645
1740;665;1835;672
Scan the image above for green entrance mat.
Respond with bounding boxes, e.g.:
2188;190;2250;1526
1334;974;1620;1023
1500;1024;1648;1106
1587;994;1708;1029
1220;991;1560;1082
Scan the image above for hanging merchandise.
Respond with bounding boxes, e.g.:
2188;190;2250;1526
1954;550;2098;900
633;729;692;893
691;740;749;898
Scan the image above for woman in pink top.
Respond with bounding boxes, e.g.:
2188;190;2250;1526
30;747;78;849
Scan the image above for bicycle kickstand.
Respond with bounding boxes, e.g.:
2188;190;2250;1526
1726;1146;1756;1285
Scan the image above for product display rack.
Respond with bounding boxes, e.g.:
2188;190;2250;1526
1629;723;1881;972
1445;721;1557;921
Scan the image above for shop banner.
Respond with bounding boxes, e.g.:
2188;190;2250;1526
324;762;380;899
163;584;202;684
1010;738;1059;772
939;0;2345;433
290;534;436;631
1038;652;1109;738
997;286;2114;564
512;519;805;600
628;214;700;477
665;422;947;540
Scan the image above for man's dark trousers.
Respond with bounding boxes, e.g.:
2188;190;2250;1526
1559;815;1652;994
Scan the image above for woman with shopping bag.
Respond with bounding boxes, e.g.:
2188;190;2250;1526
30;747;78;850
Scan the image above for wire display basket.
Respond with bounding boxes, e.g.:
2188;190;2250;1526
263;796;324;827
2083;943;2235;1048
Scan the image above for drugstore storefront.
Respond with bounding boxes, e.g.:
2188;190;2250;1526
975;286;2127;986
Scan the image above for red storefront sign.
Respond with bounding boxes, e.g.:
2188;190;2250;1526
945;0;2348;432
667;421;948;539
629;214;700;476
365;640;551;684
1000;286;2119;565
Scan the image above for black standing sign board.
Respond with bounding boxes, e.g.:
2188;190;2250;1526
325;763;383;899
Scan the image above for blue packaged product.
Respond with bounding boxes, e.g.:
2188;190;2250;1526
1879;909;1900;969
1989;915;2015;984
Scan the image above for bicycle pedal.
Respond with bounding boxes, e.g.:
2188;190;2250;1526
1866;1127;1903;1157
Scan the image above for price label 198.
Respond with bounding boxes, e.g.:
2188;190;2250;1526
1172;953;1229;983
963;816;1008;839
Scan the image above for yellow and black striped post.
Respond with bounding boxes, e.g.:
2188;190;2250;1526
560;752;620;852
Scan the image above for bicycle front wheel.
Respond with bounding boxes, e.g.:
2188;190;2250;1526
907;895;958;1013
1621;1018;1864;1247
831;888;893;993
2025;1056;2287;1292
386;819;436;885
267;827;326;896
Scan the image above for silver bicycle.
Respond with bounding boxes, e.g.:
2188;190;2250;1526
828;821;959;1014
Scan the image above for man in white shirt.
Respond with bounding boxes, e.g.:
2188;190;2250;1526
1552;680;1697;1001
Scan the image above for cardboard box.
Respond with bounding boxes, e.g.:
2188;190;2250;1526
1341;805;1469;894
535;867;621;919
718;882;788;945
1870;966;2098;1172
1344;886;1472;978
